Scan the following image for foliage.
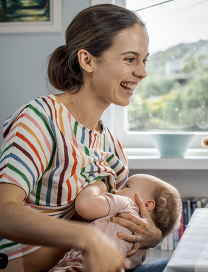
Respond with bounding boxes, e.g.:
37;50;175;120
128;40;208;131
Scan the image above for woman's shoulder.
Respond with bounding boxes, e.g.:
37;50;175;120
6;93;64;120
3;94;62;139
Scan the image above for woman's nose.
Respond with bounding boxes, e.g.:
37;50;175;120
133;63;147;80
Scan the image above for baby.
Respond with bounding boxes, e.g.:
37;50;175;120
49;174;182;272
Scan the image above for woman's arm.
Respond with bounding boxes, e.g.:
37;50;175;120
75;180;110;220
0;183;89;249
111;193;162;256
0;183;126;272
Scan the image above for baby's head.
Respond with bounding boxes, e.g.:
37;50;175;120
116;174;182;238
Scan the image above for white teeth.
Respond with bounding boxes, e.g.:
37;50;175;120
120;82;137;90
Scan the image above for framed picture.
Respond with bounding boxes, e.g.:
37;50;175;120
0;0;62;33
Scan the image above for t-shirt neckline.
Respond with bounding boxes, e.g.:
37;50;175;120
48;93;104;135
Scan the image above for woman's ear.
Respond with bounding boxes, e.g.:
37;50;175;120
77;49;94;73
145;200;155;211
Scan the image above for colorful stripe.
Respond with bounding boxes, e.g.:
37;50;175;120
0;94;128;259
46;149;59;206
24;113;52;156
66;178;72;203
16;132;44;174
3;105;28;138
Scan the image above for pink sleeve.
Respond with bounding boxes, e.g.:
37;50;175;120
102;193;139;216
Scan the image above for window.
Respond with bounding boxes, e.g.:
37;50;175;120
114;0;208;149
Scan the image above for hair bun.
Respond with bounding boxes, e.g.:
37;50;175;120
47;45;74;92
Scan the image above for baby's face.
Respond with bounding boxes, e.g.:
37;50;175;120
115;175;153;203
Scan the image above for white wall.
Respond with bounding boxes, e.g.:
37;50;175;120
0;0;90;147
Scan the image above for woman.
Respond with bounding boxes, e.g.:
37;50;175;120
0;4;167;272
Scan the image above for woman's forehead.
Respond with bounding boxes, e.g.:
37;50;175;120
113;24;149;50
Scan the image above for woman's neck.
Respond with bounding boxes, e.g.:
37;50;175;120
55;88;108;132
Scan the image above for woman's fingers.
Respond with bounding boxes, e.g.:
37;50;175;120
126;243;140;257
112;192;162;251
114;211;142;224
111;213;145;234
117;232;139;243
117;232;141;257
134;193;151;220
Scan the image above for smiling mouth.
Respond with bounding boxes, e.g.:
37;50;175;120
120;82;138;94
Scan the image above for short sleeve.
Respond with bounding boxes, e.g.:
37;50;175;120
0;102;55;196
102;193;139;216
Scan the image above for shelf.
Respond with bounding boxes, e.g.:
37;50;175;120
124;148;208;170
144;248;173;264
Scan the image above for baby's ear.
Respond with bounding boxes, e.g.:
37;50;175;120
145;200;155;211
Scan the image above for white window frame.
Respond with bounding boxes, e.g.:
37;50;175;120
113;106;208;150
93;0;208;152
101;90;208;153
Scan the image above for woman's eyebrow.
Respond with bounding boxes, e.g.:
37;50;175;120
120;51;150;58
120;51;139;56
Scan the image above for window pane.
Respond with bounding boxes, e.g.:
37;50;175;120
127;0;208;132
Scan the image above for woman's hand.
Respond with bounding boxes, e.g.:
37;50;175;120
82;227;130;272
110;193;162;257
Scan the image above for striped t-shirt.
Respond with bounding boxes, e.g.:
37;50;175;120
0;94;128;260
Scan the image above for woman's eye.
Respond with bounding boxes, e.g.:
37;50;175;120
124;183;130;188
143;59;148;64
125;57;135;63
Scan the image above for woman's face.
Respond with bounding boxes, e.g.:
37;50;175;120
89;23;149;108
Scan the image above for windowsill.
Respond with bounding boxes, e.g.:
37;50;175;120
124;148;208;170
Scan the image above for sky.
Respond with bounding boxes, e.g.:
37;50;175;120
126;0;208;54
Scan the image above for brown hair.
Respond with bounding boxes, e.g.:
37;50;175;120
152;182;182;238
47;4;145;92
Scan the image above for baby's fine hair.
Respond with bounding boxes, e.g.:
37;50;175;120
151;181;182;238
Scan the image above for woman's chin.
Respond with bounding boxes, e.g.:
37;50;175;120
114;99;131;107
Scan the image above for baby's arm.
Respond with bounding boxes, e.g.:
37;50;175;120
75;180;110;221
